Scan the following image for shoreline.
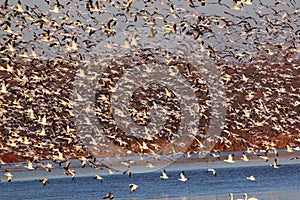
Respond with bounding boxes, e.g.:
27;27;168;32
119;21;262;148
1;150;300;174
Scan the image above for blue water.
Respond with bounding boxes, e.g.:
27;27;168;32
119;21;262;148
1;161;300;200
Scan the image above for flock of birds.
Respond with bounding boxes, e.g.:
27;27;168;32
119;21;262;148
2;145;299;199
0;0;299;199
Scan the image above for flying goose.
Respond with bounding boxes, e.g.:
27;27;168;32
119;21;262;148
270;159;280;168
160;169;169;179
146;161;154;168
103;192;114;199
290;156;299;160
224;154;235;163
178;171;189;182
64;168;76;180
78;156;87;168
64;161;76;180
4;170;13;182
206;168;217;176
36;178;48;186
123;169;132;178
94;175;103;182
241;152;250;162
286;144;293;152
246;175;256;181
129;183;138;193
257;155;269;162
106;167;116;175
24;161;36;170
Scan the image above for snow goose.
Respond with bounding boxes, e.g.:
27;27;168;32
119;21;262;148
160;169;169;179
207;168;217;176
178;171;189;182
241;152;250;162
129;183;138;193
36;178;48;186
123;169;132;178
224;154;235;163
24;160;36;170
4;170;13;182
257;155;269;162
270;159;280;169
246;175;256;181
94;175;103;182
103;192;114;199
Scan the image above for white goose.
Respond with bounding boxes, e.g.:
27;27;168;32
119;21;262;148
270;159;280;169
123;169;132;178
207;168;217;176
178;171;189;182
94;175;103;182
146;161;154;168
241;152;250;162
129;183;138;193
257;155;269;162
246;175;256;181
64;168;76;180
4;171;13;182
24;161;36;170
224;154;235;163
36;178;48;186
160;169;169;179
286;144;293;152
103;192;114;199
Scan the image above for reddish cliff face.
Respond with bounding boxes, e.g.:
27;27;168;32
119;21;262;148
0;55;299;162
